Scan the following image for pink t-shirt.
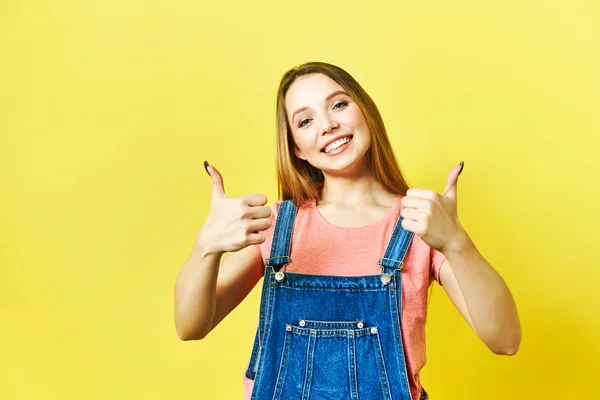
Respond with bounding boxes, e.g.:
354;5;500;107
243;194;446;400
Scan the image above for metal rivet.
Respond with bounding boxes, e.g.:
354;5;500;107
275;271;285;282
370;327;378;334
299;319;306;327
286;324;292;332
381;274;392;285
357;321;364;329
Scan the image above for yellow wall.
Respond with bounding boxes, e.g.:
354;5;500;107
1;0;599;398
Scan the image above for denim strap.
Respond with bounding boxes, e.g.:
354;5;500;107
378;214;414;274
264;200;297;271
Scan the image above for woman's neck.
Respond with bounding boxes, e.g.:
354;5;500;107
319;174;394;208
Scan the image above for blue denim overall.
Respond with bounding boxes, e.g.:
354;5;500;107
245;200;429;400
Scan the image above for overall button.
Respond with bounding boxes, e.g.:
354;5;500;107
299;319;306;327
381;274;392;285
275;271;285;282
370;327;378;334
357;321;364;329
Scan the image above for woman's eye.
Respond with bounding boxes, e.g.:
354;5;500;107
297;102;346;128
299;118;311;128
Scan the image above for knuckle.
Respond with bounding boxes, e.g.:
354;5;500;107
241;220;252;233
240;206;252;219
234;235;247;249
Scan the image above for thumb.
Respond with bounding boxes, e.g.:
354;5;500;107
442;161;464;201
204;161;226;199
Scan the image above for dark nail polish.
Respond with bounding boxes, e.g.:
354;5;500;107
204;161;211;176
458;161;464;175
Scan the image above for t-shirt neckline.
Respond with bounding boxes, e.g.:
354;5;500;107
310;194;403;230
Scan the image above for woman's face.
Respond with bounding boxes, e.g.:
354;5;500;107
285;73;371;175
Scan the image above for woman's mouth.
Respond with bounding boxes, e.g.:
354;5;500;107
322;135;353;156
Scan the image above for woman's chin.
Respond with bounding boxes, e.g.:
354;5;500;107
319;156;369;176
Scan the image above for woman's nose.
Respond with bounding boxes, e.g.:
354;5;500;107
320;116;339;135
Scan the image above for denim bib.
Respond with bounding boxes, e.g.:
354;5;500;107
245;200;429;400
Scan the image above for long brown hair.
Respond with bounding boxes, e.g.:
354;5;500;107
275;62;410;207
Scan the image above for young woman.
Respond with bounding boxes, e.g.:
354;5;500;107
174;62;521;400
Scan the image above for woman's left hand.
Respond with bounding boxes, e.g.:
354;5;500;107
400;162;467;254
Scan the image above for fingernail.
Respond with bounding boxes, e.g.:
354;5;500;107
204;161;211;176
458;161;464;175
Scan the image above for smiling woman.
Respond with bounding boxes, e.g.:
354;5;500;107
174;61;521;400
285;75;370;173
274;62;410;206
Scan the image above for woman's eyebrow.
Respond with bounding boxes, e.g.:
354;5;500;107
291;90;349;122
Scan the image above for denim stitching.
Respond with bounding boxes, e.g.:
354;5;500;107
295;320;364;329
289;326;379;337
269;285;388;291
274;202;288;265
272;330;292;400
301;331;316;400
279;201;294;266
393;270;413;399
347;333;359;400
266;204;283;268
373;331;393;400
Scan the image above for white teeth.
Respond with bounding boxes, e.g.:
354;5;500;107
324;137;351;153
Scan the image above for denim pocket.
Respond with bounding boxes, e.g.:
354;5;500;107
273;319;392;400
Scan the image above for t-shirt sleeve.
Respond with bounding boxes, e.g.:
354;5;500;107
252;200;282;266
430;247;447;286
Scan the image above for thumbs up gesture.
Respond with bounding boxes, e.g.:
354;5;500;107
400;162;467;254
196;162;272;255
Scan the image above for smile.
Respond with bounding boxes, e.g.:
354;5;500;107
322;136;353;154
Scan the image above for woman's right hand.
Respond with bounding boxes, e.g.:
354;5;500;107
196;163;272;255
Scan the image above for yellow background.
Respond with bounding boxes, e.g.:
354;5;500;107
1;0;599;398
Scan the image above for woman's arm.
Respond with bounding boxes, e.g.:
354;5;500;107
438;231;521;355
173;236;263;341
400;162;521;355
174;163;271;341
